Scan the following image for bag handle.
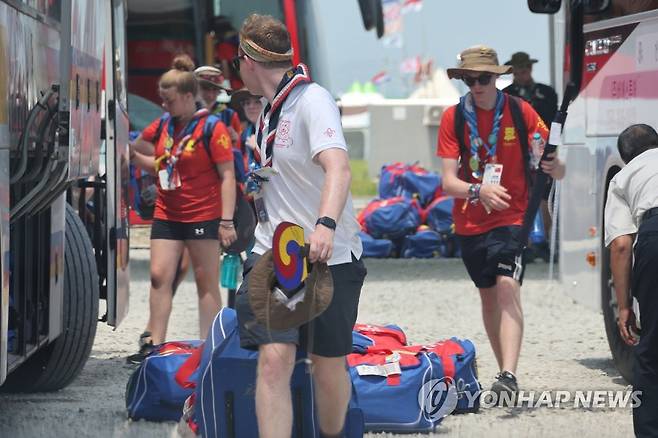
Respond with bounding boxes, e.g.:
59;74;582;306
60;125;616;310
175;343;204;389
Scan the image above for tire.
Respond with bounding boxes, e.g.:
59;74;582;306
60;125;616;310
601;240;634;383
3;204;99;392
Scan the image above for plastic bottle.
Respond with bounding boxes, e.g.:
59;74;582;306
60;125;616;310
529;212;546;245
531;133;544;169
220;253;240;290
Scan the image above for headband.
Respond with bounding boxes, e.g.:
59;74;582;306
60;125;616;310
240;37;293;63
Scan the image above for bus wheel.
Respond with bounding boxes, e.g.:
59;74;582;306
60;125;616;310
601;243;634;383
2;204;99;392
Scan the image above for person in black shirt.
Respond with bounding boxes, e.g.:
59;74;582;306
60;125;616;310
503;52;557;126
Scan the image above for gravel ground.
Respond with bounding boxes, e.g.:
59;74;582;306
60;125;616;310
0;250;633;438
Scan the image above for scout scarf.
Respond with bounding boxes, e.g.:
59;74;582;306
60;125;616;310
460;90;504;179
254;64;311;167
154;107;209;180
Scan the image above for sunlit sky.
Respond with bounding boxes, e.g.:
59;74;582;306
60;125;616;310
308;0;553;98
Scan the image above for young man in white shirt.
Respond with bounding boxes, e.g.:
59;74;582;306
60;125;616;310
233;14;365;438
604;123;658;437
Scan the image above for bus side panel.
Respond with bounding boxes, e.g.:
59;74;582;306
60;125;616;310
559;144;601;311
0;149;8;384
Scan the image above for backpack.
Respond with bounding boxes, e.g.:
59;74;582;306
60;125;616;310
454;95;532;187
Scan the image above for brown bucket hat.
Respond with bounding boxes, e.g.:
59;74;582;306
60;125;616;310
194;65;231;90
230;87;261;107
248;250;334;330
504;51;538;68
447;45;512;79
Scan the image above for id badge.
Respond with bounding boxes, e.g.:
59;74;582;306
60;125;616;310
253;190;269;223
482;163;503;185
254;167;279;179
158;169;181;191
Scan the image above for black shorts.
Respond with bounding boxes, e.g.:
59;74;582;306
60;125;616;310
457;225;526;289
236;253;366;357
150;219;220;241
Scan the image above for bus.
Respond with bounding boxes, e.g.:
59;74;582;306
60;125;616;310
0;0;130;391
530;0;658;382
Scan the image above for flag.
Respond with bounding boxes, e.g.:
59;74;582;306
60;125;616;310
371;71;391;85
382;0;404;48
400;56;421;75
402;0;422;13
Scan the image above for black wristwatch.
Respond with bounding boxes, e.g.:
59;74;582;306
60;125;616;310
316;216;337;230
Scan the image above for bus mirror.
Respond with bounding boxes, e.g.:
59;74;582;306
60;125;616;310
583;0;610;14
358;0;385;38
527;0;561;14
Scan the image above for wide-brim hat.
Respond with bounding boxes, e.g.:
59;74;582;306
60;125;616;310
504;51;538;68
446;45;512;79
248;250;333;330
194;65;231;90
230;87;261;106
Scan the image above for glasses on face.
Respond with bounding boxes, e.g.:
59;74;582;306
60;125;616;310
231;54;246;72
462;74;493;87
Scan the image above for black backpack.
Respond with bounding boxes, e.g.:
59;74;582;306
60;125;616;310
453;95;532;187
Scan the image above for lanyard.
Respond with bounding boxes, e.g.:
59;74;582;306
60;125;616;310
460;90;504;179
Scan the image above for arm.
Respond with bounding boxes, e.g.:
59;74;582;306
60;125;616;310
610;234;638;345
131;135;155;156
129;148;157;175
216;161;237;249
308;148;352;263
441;158;511;211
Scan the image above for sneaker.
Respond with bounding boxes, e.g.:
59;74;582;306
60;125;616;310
126;331;155;364
491;371;518;404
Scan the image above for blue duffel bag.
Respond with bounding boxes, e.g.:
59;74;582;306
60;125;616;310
348;338;481;433
359;232;394;258
400;170;441;207
358;197;421;240
195;308;364;438
125;340;203;421
423;196;454;234
400;228;443;258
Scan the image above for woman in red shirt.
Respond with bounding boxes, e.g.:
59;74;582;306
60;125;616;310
129;55;237;363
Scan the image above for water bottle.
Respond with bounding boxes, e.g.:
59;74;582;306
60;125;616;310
529;212;546;245
220;253;240;290
531;133;544;169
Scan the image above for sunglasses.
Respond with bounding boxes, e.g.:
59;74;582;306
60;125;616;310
231;54;247;72
462;74;493;87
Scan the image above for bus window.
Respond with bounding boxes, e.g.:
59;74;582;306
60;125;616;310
585;0;658;23
113;0;128;109
19;0;61;21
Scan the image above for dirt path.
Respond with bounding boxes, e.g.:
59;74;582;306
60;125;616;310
0;254;633;438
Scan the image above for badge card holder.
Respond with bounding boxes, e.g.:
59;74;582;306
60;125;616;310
158;168;181;191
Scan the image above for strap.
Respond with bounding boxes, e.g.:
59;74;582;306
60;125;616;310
453;105;468;181
152;112;170;145
508;95;532;188
200;114;220;160
175;343;204;389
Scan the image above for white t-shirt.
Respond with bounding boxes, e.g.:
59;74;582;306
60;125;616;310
252;83;363;265
604;148;658;247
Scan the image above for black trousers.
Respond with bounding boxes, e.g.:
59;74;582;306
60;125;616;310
632;215;658;437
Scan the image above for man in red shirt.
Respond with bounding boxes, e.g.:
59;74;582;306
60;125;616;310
437;45;565;397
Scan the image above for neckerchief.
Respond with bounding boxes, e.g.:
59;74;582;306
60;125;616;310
154;108;209;179
255;64;311;167
460;90;504;179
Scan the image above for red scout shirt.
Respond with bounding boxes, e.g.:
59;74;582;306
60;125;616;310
437;95;549;235
142;116;234;222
